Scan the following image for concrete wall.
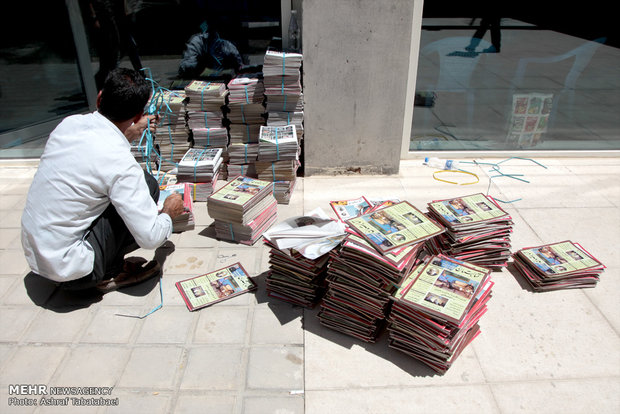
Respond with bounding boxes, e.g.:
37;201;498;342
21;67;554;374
302;0;422;175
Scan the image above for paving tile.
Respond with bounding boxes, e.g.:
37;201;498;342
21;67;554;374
118;346;183;389
472;274;620;381
53;345;131;387
305;385;499;414
2;274;56;306
0;345;68;385
174;393;236;414
0;306;39;342
242;395;304;414
214;246;262;276
192;306;248;344
0;227;21;248
304;308;486;389
136;307;195;344
0;210;24;229
0;194;26;210
102;391;171;414
250;305;304;345
23;307;92;343
0;276;17;301
246;346;304;390
491;378;620;413
165;248;216;275
0;387;37;414
0;250;29;275
79;307;141;344
175;226;219;248
180;346;243;390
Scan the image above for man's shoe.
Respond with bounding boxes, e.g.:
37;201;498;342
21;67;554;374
96;260;161;293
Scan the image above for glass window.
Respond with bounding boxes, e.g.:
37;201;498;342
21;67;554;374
409;6;620;152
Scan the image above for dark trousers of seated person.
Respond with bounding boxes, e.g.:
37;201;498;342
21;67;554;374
60;171;160;291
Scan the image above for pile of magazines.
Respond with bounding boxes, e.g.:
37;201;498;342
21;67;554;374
207;176;277;245
158;183;195;233
177;148;223;184
318;201;444;342
388;255;494;374
511;240;605;291
426;193;513;269
262;208;347;307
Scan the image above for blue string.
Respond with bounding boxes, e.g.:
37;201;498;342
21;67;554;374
281;52;286;94
228;223;235;240
275;128;280;160
115;276;163;319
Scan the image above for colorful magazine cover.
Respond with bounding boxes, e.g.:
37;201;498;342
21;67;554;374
428;193;510;225
208;176;272;207
346;201;445;254
516;240;604;276
399;255;491;325
176;263;257;311
330;197;372;221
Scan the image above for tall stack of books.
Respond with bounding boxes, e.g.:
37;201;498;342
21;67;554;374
154;89;190;166
176;148;223;199
387;255;493;374
226;76;266;180
425;193;513;269
207;176;277;245
511;240;605;291
256;124;300;204
262;49;304;202
318;202;445;342
262;209;347;307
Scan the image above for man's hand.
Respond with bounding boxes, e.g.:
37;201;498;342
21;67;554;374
161;193;185;220
125;114;158;141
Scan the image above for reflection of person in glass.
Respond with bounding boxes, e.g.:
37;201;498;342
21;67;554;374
466;9;501;53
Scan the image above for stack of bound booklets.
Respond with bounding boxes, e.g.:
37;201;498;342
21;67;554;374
207;176;277;245
511;240;605;291
192;127;229;148
266;110;304;141
388;255;493;374
226;76;266;180
257;124;300;204
176;147;223;195
319;201;445;342
154;90;190;165
425;193;513;269
158;182;195;233
263;50;303;96
185;81;229;158
262;208;347;307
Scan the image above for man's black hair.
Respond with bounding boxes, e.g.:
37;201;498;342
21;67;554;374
98;68;151;122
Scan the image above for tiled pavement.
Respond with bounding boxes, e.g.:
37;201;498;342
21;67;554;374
0;158;619;413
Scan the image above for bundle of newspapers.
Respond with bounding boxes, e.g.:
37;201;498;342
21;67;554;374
267;110;304;140
318;201;443;342
255;160;300;182
192;127;229;149
263;208;347;307
257;125;298;164
184;81;228;112
177;147;223;184
426;193;513;269
207;176;277;245
229;123;262;145
228;143;259;165
388;255;493;374
152;89;190;165
158;182;195;233
227;76;266;124
263;50;303;96
511;240;605;291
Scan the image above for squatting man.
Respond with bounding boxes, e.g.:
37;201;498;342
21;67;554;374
21;68;185;292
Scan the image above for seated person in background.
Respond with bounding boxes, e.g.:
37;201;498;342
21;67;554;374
21;68;185;293
178;23;244;78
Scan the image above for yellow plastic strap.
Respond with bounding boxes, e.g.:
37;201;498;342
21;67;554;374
432;169;479;185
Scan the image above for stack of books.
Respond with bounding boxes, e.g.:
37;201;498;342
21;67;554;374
176;147;223;187
192;127;229;148
262;209;347;307
511;240;605;291
158;182;195;233
226;76;266;180
266;110;304;141
319;202;445;342
154;90;190;165
184;81;228;113
207;176;277;245
387;255;493;374
256;125;299;204
426;193;513;269
266;93;303;113
263;50;303;96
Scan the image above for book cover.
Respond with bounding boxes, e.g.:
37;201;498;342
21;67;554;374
175;262;257;311
208;175;272;208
